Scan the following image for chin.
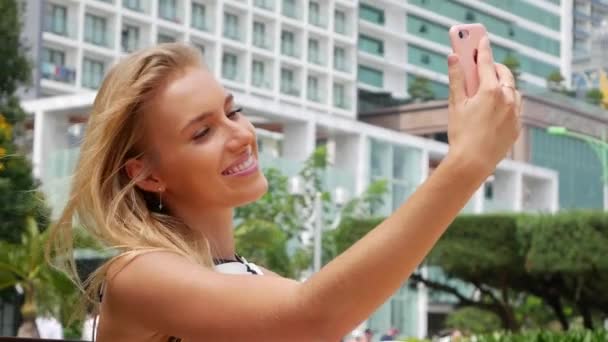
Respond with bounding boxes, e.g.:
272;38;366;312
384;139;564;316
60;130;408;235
233;173;268;207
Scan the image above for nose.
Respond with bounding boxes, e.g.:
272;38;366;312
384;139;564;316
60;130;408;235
224;117;255;153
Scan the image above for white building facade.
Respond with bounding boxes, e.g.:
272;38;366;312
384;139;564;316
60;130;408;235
21;0;561;338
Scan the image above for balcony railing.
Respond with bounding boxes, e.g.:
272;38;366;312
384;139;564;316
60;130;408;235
41;62;76;84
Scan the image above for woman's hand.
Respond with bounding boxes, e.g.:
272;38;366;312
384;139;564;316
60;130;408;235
446;36;521;177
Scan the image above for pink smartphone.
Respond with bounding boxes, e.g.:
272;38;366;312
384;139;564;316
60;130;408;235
449;23;490;97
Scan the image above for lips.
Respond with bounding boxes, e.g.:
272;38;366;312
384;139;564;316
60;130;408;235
222;149;257;176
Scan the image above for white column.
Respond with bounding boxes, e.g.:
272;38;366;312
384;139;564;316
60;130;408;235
472;186;484;213
32;110;45;180
513;171;523;212
33;110;67;183
283;120;316;161
417;266;429;339
334;133;366;195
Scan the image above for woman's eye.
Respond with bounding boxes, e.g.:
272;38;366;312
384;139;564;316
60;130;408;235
227;107;243;119
193;128;210;140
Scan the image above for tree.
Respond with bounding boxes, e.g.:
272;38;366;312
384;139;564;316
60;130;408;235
586;89;604;107
546;70;566;93
0;0;49;244
502;55;521;86
445;307;501;335
0;218;79;337
408;76;435;102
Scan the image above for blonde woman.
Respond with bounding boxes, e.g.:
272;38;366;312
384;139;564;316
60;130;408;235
48;36;520;342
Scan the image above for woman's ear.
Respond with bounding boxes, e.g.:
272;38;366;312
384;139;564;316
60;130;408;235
125;157;165;192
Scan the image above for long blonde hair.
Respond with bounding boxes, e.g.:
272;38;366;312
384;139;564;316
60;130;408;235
47;43;215;315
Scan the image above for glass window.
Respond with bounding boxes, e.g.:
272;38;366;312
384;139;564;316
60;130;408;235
191;2;207;31
281;30;296;57
358;65;383;88
222;53;238;81
123;0;142;11
281;68;298;95
45;4;68;36
42;48;65;66
358;34;383;56
159;0;178;21
121;24;139;52
282;0;297;18
157;33;176;43
253;22;268;49
334;46;347;72
359;4;384;25
307;75;320;102
333;82;348;109
309;2;322;26
308;39;320;64
334;10;346;34
252;60;267;88
84;14;108;47
223;13;240;40
82;57;105;89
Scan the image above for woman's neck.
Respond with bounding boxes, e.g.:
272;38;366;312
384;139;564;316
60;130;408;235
173;206;236;260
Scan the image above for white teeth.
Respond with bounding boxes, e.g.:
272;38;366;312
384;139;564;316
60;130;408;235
225;155;254;175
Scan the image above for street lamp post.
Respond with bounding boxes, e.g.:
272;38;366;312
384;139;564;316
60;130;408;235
547;126;608;210
289;176;348;273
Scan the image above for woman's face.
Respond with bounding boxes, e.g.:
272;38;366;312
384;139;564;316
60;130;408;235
138;66;268;211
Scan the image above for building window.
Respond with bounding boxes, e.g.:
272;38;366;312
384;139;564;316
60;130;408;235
123;0;142;11
358;34;384;56
308;39;321;64
222;53;238;81
359;4;384;25
358;65;383;88
421;54;430;64
45;4;68;36
252;60;268;88
84;14;108;47
191;2;207;31
42;48;65;66
334;10;346;34
253;22;268;49
254;0;274;11
281;68;298;96
309;2;322;26
159;0;178;22
307;75;320;102
334;46;347;72
82;57;105;89
223;13;240;40
281;30;297;57
157;33;176;43
333;83;348;109
121;24;139;52
282;0;297;19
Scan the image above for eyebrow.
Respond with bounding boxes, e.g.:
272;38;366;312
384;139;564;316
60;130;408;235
181;94;234;134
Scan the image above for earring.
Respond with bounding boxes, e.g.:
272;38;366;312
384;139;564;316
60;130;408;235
158;187;163;210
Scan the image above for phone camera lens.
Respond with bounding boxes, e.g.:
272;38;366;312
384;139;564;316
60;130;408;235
458;31;464;39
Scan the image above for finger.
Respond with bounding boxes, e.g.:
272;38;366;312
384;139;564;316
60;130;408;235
477;36;498;90
447;54;466;104
495;63;515;103
495;63;515;87
514;90;522;116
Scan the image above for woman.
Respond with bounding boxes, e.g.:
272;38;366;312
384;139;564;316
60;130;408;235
48;35;520;341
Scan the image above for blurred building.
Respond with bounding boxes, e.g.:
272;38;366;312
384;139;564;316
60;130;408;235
571;0;608;74
572;21;608;100
17;0;567;339
356;0;571;109
361;87;608;210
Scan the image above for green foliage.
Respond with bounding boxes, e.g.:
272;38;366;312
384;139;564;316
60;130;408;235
0;0;49;244
446;307;502;335
408;76;435;102
585;89;604;106
466;329;608;342
547;71;567;93
0;218;79;326
414;212;608;331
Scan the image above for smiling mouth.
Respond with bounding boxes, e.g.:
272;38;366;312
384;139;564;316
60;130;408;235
221;150;258;176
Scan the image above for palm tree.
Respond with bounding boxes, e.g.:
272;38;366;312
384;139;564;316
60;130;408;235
0;217;76;337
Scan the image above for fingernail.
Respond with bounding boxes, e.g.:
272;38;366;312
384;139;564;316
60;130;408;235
447;54;459;66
